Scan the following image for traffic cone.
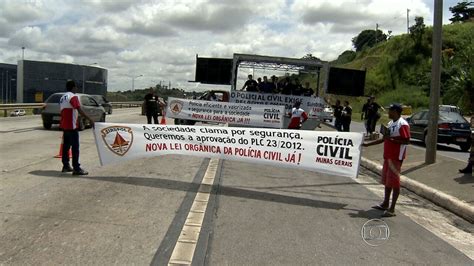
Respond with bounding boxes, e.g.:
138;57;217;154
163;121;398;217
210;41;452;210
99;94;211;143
160;110;166;125
55;136;72;158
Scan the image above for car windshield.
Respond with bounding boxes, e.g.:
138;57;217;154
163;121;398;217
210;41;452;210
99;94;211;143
439;111;467;123
45;94;64;103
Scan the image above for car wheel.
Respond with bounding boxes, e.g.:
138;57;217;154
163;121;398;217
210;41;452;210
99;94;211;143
423;133;428;146
108;109;112;115
43;121;52;130
100;114;106;122
460;143;470;152
78;118;86;131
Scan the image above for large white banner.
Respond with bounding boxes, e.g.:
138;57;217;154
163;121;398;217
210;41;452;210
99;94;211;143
93;123;363;178
229;91;326;118
166;97;284;128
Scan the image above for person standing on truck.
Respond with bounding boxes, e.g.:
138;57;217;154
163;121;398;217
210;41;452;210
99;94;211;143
241;74;258;92
144;89;158;124
270;75;279;93
259;76;273;93
302;82;314;97
60;80;94;176
288;101;308;130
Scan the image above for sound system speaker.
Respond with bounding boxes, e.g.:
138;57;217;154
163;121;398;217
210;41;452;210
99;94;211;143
327;67;366;96
195;57;233;85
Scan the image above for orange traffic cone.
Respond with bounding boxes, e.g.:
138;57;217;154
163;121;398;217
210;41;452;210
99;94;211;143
55;136;72;158
160;111;166;125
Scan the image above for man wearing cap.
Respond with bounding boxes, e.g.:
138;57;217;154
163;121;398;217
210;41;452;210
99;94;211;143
363;104;410;217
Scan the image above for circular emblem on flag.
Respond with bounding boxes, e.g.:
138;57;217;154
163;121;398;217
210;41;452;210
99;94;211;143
170;100;184;115
101;126;134;156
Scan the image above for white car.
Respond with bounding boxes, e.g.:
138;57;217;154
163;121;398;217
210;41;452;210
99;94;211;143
10;109;26;116
321;106;334;122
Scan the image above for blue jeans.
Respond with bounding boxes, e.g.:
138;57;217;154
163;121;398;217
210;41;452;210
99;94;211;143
62;130;80;171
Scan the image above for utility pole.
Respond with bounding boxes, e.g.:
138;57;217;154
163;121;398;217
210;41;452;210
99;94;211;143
132;74;143;91
407;9;410;34
425;0;443;164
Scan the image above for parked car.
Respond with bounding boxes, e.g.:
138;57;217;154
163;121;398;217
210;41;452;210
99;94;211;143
439;105;462;114
41;93;106;130
320;106;334;122
91;95;113;114
10;109;26;116
407;110;472;151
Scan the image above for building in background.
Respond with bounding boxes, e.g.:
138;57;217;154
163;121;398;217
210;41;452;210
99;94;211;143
0;63;17;103
16;60;107;103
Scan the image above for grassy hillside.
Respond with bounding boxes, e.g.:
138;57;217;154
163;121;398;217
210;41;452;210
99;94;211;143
328;22;474;115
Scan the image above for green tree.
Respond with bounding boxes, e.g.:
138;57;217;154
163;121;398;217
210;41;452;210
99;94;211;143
409;16;426;50
352;29;387;52
449;1;474;23
335;50;356;64
301;53;321;61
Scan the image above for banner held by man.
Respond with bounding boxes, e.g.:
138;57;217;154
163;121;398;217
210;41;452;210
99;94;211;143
166;97;285;128
94;123;364;178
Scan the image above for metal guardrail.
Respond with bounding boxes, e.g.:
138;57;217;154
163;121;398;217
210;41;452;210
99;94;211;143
0;102;142;117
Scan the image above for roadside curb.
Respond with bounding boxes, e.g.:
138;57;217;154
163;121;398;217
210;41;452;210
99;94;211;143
360;157;474;223
321;122;474;223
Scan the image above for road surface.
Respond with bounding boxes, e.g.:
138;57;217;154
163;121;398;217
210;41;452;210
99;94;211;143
1;108;472;265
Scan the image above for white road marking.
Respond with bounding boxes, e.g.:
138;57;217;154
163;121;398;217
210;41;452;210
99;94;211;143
355;173;474;260
168;158;219;265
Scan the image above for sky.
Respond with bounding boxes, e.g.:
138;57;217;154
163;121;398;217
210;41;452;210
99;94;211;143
0;0;459;92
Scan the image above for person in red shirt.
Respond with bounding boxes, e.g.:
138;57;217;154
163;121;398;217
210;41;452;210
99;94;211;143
59;80;95;175
363;103;410;217
288;101;308;129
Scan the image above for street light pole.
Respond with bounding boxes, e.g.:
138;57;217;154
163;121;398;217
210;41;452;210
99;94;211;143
425;0;443;164
132;74;143;91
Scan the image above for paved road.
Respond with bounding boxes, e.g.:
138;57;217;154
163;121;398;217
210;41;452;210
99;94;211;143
1;109;472;264
344;120;469;162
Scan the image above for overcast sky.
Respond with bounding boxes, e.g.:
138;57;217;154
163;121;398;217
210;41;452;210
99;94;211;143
0;0;459;92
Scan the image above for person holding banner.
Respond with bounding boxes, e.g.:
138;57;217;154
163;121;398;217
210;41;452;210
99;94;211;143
59;80;94;176
363;104;410;217
288;101;308;130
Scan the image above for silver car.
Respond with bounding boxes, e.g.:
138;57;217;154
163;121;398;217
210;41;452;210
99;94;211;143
41;93;106;130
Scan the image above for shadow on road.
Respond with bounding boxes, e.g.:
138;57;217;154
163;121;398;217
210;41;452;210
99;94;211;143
347;209;382;219
29;170;347;210
410;140;466;153
453;174;474;184
401;163;429;175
